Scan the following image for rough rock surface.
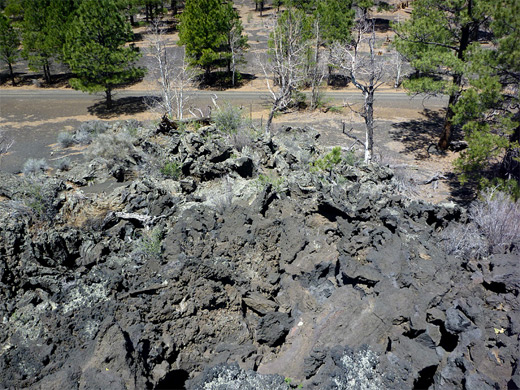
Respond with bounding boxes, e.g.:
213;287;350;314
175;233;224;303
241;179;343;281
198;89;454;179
0;122;518;390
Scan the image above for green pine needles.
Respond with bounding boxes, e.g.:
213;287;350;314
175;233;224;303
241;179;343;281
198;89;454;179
64;0;146;108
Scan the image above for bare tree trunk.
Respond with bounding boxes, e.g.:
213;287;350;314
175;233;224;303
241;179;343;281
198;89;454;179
363;89;374;162
266;103;277;134
310;19;322;110
394;51;402;88
331;19;389;164
231;43;236;86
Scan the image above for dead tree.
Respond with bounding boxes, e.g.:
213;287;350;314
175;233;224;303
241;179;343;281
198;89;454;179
331;19;391;163
261;10;310;134
309;18;326;110
147;22;195;120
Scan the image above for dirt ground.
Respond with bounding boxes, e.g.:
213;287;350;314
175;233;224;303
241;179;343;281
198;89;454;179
0;1;473;205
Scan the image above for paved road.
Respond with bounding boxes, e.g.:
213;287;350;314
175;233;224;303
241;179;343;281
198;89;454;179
0;88;448;173
1;88;448;112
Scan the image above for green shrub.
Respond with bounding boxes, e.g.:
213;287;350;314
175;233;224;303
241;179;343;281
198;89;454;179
257;172;285;193
310;146;342;172
213;104;244;134
137;227;163;260
161;161;181;179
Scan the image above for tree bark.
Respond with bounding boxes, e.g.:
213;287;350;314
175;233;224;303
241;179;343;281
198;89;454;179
438;90;458;150
105;88;113;109
43;62;51;84
500;124;520;181
364;89;374;163
266;106;276;134
310;19;321;110
8;62;15;86
438;0;474;150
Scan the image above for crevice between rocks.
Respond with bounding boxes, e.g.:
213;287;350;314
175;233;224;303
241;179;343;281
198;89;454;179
156;369;189;390
413;364;438;390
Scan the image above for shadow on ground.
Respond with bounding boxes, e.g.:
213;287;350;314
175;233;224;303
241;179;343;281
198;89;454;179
391;108;477;204
391;108;446;158
88;96;159;119
0;72;75;88
445;172;478;205
196;72;257;91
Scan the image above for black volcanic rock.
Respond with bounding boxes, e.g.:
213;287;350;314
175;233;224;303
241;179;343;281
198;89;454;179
0;123;518;390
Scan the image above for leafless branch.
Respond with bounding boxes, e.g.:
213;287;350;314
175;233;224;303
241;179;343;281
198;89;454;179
331;19;395;163
146;21;195;120
260;11;310;133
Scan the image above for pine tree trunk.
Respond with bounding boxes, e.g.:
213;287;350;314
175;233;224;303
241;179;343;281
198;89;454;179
438;92;457;150
8;62;15;86
438;0;473;150
105;88;113;109
500;124;520;181
43;63;51;84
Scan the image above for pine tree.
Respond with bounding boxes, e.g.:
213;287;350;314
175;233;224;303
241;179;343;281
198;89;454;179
316;0;354;45
0;12;20;85
394;0;490;150
64;0;145;108
453;0;519;196
20;0;77;84
21;0;54;83
178;0;247;79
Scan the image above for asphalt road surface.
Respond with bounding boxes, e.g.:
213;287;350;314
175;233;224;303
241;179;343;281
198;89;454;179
0;88;448;173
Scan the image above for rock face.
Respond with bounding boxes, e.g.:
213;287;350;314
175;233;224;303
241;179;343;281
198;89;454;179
0;122;518;390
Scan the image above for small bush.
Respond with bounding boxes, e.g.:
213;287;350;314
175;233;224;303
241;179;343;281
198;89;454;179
392;167;419;198
136;227;163;260
214;104;244;134
161;161;181;179
74;120;110;145
56;157;71;171
57;132;75;148
74;128;93;145
85;131;135;164
22;182;57;221
470;189;520;254
23;158;48;176
78;120;109;136
257;172;285;193
212;176;234;214
310;147;342;172
228;130;256;152
441;222;487;260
